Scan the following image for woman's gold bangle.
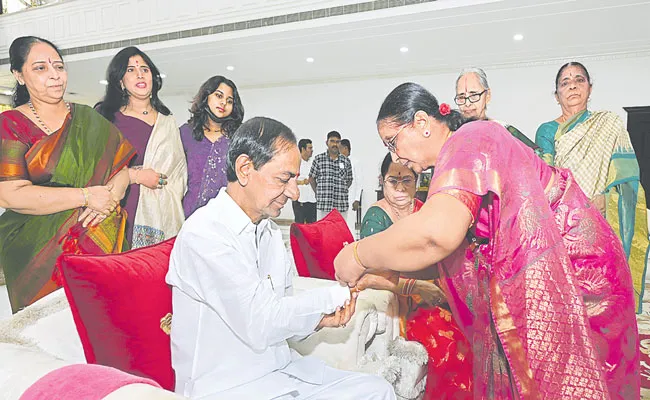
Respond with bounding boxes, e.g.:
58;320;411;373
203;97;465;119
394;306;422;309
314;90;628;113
81;188;89;207
353;241;366;269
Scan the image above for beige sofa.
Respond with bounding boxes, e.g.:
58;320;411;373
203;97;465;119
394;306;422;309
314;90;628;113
0;276;424;399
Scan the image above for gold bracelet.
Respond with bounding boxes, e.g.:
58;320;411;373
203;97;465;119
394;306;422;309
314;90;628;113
81;188;89;207
353;241;366;269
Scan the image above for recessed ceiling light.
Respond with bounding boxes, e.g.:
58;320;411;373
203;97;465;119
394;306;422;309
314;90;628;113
99;79;108;85
160;73;167;79
306;57;315;63
513;34;524;41
226;65;235;71
400;47;409;53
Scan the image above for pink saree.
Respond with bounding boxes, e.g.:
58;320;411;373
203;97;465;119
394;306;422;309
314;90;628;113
429;120;639;399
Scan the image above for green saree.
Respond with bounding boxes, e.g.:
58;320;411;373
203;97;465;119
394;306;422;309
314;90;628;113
0;104;134;313
536;110;649;313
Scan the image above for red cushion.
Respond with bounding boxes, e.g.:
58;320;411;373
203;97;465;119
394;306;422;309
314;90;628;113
55;238;176;391
290;209;353;280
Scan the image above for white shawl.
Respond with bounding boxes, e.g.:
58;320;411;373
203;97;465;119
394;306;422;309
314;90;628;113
132;113;187;248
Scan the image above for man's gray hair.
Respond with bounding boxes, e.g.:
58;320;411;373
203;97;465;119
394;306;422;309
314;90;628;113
456;67;490;90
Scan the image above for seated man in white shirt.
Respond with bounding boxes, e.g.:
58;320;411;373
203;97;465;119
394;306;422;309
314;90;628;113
166;117;396;400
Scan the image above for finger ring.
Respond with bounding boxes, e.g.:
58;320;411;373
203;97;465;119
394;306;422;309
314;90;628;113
157;184;163;189
158;178;164;185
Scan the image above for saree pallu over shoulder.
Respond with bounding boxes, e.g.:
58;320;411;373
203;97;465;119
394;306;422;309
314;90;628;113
132;113;187;248
555;111;619;198
555;110;649;313
0;104;135;313
428;120;639;399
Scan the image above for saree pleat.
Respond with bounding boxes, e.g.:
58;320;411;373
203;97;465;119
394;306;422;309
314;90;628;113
0;104;134;312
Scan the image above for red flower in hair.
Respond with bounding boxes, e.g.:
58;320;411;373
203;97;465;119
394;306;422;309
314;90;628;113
439;103;451;116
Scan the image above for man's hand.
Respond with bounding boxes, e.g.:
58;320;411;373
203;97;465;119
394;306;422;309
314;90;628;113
352;201;360;211
355;270;400;293
317;291;358;329
412;280;447;306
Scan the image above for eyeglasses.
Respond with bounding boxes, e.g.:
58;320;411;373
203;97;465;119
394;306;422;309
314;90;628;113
384;177;416;188
454;90;487;106
384;125;407;153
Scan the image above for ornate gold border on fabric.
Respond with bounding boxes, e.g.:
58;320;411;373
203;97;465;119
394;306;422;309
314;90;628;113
490;280;540;399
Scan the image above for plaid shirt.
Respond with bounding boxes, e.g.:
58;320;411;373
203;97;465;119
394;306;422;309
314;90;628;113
309;152;353;212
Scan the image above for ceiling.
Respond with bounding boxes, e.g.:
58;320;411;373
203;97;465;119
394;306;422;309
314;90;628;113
2;0;649;103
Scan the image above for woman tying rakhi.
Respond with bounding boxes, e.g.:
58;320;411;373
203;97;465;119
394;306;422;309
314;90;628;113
335;82;639;399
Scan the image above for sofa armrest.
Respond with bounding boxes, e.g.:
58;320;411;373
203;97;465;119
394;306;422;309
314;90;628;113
289;277;399;370
0;343;71;399
103;384;187;399
0;288;85;364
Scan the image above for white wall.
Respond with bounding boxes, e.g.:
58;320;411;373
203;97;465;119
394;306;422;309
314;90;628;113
161;55;650;220
162;95;193;127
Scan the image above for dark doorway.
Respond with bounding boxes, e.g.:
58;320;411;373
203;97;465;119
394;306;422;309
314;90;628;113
624;106;650;207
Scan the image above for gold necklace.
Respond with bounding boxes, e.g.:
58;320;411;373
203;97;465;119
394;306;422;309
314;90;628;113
389;200;414;220
28;100;70;134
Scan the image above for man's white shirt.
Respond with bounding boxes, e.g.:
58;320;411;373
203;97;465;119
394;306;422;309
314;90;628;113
348;156;362;204
166;188;350;399
298;158;316;203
